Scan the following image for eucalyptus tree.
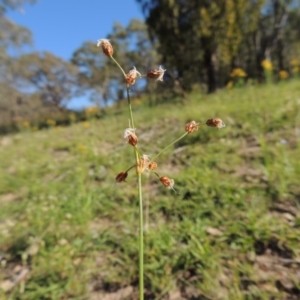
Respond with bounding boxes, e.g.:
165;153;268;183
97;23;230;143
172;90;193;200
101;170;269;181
137;0;300;87
136;0;270;91
13;52;80;108
0;0;38;127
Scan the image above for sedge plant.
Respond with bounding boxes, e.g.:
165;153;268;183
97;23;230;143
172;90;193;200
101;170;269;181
97;38;225;299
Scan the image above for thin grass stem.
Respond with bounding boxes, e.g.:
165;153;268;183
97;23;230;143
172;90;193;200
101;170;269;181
138;173;144;300
151;132;189;161
126;86;135;129
124;80;143;299
111;56;136;128
111;56;126;77
112;55;144;299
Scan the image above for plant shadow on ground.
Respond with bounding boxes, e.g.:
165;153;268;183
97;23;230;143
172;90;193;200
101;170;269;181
0;80;300;299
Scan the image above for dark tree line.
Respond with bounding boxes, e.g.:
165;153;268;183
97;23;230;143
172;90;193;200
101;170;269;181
136;0;300;92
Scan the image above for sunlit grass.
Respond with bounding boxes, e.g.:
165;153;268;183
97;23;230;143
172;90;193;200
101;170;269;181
0;80;300;299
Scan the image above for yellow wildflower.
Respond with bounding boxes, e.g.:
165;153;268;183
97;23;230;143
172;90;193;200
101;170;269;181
261;60;273;71
226;81;233;89
230;68;247;77
22;121;30;128
279;70;289;79
82;121;90;128
290;58;299;66
46;119;56;127
77;145;87;153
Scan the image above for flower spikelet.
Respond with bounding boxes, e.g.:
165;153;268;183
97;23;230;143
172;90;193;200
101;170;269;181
206;118;226;129
148;161;157;171
124;128;138;146
115;171;128;182
97;39;113;57
185;121;199;133
147;66;166;82
137;155;150;174
125;67;141;85
160;176;175;191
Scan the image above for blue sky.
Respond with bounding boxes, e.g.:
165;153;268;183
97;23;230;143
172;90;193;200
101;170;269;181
8;0;144;60
7;0;145;109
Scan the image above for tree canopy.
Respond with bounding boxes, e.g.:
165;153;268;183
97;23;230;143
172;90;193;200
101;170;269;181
136;0;300;92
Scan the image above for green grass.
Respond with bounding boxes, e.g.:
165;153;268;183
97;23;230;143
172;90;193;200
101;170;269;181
1;80;300;300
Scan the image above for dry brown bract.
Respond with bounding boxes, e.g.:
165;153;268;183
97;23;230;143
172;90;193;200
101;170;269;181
185;121;199;133
125;67;141;85
115;172;128;182
97;39;113;57
124;128;138;146
147;66;166;82
206;118;226;129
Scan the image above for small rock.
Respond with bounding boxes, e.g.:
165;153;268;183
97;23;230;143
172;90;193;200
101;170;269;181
0;280;13;292
205;227;223;236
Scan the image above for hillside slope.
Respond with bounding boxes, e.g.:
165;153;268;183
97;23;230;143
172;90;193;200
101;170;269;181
1;81;300;299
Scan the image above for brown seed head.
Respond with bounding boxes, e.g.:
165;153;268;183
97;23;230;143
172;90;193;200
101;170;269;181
125;67;141;86
115;171;128;183
124;128;138;146
147;66;166;82
185;121;199;133
206;118;226;129
97;39;113;57
160;176;175;190
148;161;157;171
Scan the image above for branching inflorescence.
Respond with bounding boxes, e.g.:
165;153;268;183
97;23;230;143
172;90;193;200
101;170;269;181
97;38;225;299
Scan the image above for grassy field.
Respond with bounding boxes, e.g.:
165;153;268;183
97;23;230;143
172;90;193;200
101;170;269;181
0;80;300;300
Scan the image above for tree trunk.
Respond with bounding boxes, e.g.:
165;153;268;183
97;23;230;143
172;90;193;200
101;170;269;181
204;48;219;93
277;39;284;71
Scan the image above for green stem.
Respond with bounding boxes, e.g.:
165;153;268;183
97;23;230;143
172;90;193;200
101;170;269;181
126;86;135;129
111;55;143;299
111;56;126;77
125;165;137;173
151;132;189;161
138;173;144;300
111;56;135;128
